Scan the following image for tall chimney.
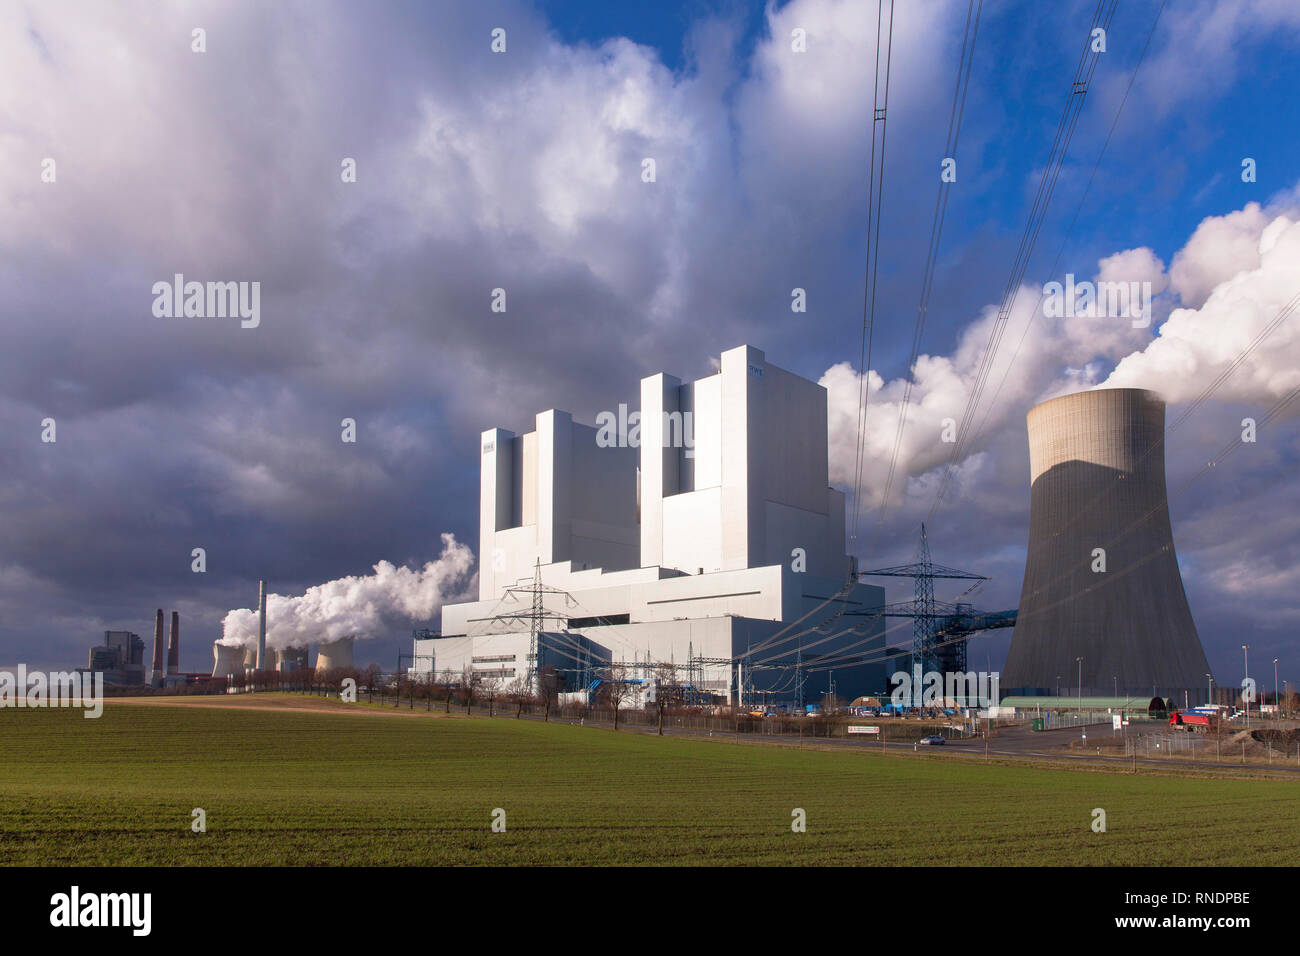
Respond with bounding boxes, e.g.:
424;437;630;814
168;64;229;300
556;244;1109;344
151;608;165;687
256;580;267;671
167;611;180;675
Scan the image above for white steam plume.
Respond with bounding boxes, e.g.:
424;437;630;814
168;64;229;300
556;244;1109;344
219;532;476;649
821;190;1300;510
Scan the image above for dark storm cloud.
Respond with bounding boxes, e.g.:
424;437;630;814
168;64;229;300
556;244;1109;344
0;0;1296;686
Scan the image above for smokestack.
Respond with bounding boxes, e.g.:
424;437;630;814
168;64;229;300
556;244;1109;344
151;608;165;687
167;611;180;675
255;580;267;671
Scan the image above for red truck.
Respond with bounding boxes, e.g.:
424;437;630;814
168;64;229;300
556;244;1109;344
1169;711;1215;732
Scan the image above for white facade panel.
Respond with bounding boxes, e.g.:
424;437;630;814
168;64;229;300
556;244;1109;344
661;486;723;574
446;344;888;704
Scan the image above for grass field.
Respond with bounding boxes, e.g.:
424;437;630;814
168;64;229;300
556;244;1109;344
0;697;1294;865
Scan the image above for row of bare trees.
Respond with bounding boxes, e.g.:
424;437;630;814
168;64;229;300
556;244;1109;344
381;660;692;733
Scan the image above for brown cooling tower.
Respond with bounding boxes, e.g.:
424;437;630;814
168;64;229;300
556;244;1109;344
1002;388;1212;700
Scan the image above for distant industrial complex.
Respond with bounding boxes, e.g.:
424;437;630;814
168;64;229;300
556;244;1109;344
78;349;1214;714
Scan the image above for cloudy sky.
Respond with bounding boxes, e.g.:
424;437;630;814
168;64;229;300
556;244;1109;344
3;0;1298;688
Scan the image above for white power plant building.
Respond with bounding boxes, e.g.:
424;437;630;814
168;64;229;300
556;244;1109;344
413;345;886;706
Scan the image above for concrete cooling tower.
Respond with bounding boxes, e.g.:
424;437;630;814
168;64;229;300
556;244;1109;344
1002;388;1211;701
242;644;258;670
275;646;309;672
315;636;355;673
212;642;246;678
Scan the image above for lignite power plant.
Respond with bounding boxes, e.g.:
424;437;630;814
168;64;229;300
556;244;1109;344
408;347;1212;710
208;580;357;679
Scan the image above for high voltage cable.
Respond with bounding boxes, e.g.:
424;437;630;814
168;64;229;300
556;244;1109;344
970;0;1168;450
850;0;897;547
928;0;1116;523
871;0;984;553
992;288;1300;594
930;0;1116;521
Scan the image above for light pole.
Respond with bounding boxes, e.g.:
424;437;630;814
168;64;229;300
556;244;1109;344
1273;659;1279;721
1113;675;1117;698
1076;657;1083;714
1242;644;1251;728
1206;673;1213;708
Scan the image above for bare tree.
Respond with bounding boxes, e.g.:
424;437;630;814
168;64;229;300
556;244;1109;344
505;676;533;718
461;664;477;715
479;672;503;717
652;662;684;736
601;663;638;731
537;665;559;722
440;668;456;713
423;669;437;711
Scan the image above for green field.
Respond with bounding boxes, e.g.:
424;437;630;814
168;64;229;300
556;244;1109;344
0;698;1294;865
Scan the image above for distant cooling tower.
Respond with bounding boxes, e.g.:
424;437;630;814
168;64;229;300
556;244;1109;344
212;642;245;678
1003;388;1212;700
242;644;258;670
275;646;309;672
315;636;355;673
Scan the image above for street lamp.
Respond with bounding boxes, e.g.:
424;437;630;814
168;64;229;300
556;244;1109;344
1273;659;1279;721
1242;644;1251;728
1206;673;1213;708
1076;657;1083;713
1113;675;1117;698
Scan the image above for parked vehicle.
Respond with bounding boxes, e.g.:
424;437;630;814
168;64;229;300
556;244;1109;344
1169;710;1216;732
919;735;946;745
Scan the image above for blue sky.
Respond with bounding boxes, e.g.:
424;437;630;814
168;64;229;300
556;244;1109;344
2;0;1298;692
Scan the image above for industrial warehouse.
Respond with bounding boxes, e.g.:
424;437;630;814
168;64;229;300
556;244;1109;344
408;346;1215;713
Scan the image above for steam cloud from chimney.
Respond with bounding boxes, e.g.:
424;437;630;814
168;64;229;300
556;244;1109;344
218;533;475;650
